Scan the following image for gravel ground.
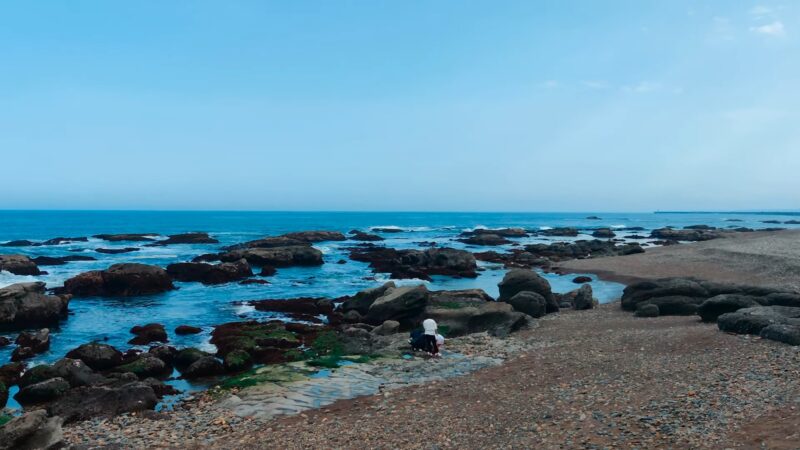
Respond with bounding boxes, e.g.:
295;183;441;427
559;229;800;291
64;303;800;449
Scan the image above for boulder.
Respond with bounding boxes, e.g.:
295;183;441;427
93;233;156;242
113;354;170;379
15;377;70;404
349;231;384;242
57;263;175;297
52;358;106;387
0;282;70;330
591;228;616;238
223;349;253;372
174;325;202;335
182;356;225;379
498;269;556;313
718;306;800;336
18;364;57;388
65;342;124;370
147;232;218;246
621;278;709;311
166;259;253;285
42;237;88;245
572;276;592;284
259;266;277;276
634;303;659;318
0;410;63;450
47;381;158;423
572;284;595;310
424;302;530;337
365;285;430;326
0;336;9;347
457;234;511;246
247;297;334;317
697;294;762;322
524;240;643;262
348;247;478;281
0;254;41;275
341;282;396;315
650;228;721;242
507;291;547;318
0;362;25;386
281;231;346;242
759;323;800;346
12;329;51;360
95;247;139;254
219;246;323;267
129;323;168;345
31;255;96;266
371;320;400;336
635;296;704;316
147;345;178;364
0;240;39;247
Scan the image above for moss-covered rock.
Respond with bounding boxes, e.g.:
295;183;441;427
223;350;253;373
174;348;212;371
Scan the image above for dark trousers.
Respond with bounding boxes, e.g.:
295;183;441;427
423;334;438;354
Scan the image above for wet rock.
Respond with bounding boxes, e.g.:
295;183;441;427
349;231;384;241
248;297;334;318
147;232;218;246
472;250;550;269
47;381;158;423
147;345;177;365
0;254;41;275
457;234;512;246
65;342;124;370
0;337;9;347
507;291;547;318
57;263;175;297
113;354;170;379
219;246;323;267
281;231;346;242
349;247;478;281
341;282;396;316
166;259;253;285
259;265;277;276
129;323;168;345
31;255;96;266
93;233;156;242
0;282;70;330
182;356;225;379
0;240;40;247
173;348;214;371
52;358;106;387
95;247;140;254
0;410;63;450
12;329;51;361
697;294;763;322
174;325;202;335
591;228;616;238
572;276;592;284
209;321;310;366
635;303;660;317
365;285;430;326
42;237;88;246
0;362;25;386
223;349;253;372
15;377;70;404
586;216;602;220
18;365;57;388
538;227;579;237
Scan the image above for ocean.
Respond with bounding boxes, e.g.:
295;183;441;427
1;210;798;409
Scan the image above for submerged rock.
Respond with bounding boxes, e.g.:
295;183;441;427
0;282;70;330
457;234;512;246
147;232;218;246
93;233;156;242
174;325;202;335
95;247;139;254
349;231;384;242
129;323;168;346
31;255;96;266
57;263;175;297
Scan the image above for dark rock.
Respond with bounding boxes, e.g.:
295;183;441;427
219;246;323;267
635;303;660;317
697;294;762;322
0;410;63;450
424;302;530;337
524;240;643;262
759;323;800;345
18;364;57;388
349;231;384;242
371;227;404;233
761;220;782;224
240;278;269;285
785;220;800;225
113;354;170;378
371;320;400;336
621;278;709;311
0;240;40;247
12;329;51;360
173;348;213;371
0;282;70;330
281;231;346;242
585;216;602;220
259;265;277;276
365;285;429;326
223;349;253;372
591;228;616;238
573;284;595;310
147;232;218;246
57;263;175;297
174;325;202;335
15;377;70;404
457;234;512;246
248;297;334;317
538;227;579;237
650;228;721;241
349;247;478;281
572;276;592;284
0;254;41;275
507;291;547;318
718;306;800;336
341;282;396;316
65;342;123;370
93;234;156;242
96;247;139;254
0;336;9;347
191;253;220;263
637;296;704;316
498;269;556;313
147;345;177;364
129;323;168;345
182;356;225;379
47;382;158;423
52;358;105;387
166;259;253;285
0;362;25;386
429;289;494;304
31;255;96;266
473;250;550;269
42;237;88;245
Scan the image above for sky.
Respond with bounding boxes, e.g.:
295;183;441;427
1;1;798;212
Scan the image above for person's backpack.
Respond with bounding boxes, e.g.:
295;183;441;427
408;329;426;351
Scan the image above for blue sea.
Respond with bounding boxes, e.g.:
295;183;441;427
1;210;797;409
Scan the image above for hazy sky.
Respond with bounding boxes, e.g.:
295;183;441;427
2;1;798;211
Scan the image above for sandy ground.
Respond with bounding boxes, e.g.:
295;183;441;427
557;229;800;291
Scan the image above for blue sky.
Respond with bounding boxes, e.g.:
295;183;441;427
1;1;798;211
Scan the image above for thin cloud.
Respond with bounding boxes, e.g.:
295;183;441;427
749;5;774;17
537;80;560;89
750;21;786;36
622;81;663;94
581;80;610;90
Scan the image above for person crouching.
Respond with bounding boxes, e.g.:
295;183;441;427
422;318;440;357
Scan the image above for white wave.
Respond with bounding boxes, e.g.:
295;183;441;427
406;226;433;232
314;245;333;254
0;271;42;288
610;224;626;229
539;226;553;230
462;225;488;232
369;225;404;232
234;303;256;315
393;278;431;286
